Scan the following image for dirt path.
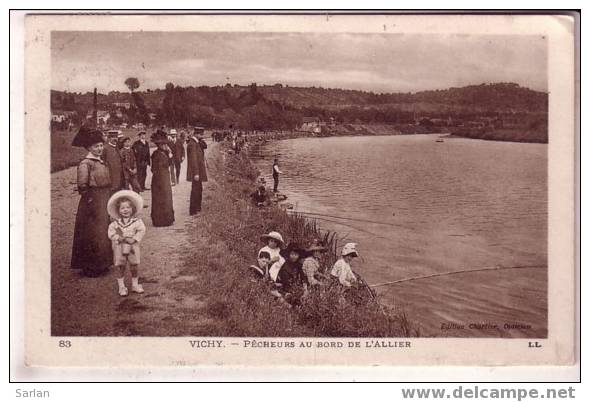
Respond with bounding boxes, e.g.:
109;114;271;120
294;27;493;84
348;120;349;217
51;143;218;336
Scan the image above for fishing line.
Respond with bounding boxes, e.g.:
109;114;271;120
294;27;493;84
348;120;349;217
287;212;393;240
288;210;410;230
287;211;425;253
368;264;547;288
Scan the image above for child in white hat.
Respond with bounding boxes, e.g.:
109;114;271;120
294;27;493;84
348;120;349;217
258;231;285;281
330;243;359;287
107;190;147;296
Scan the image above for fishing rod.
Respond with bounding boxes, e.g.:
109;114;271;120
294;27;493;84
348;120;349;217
287;212;422;254
368;264;547;288
287;210;410;230
288;211;393;241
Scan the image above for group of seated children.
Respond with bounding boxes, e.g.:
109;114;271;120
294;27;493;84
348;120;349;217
249;231;360;305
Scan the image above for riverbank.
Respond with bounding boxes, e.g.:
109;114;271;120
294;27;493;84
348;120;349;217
178;142;415;336
51;141;414;337
449;127;547;143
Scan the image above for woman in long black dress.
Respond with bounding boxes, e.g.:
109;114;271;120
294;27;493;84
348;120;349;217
70;126;112;277
150;130;175;227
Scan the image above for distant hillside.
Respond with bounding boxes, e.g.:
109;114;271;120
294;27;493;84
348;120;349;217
50;82;547;142
258;82;547;112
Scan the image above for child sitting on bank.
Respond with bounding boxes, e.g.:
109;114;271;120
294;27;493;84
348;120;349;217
250;185;269;207
107;190;147;296
331;242;359;287
302;239;329;286
258;231;285;281
248;251;271;281
273;242;307;306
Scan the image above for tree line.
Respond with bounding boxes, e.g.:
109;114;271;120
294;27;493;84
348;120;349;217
50;80;548;131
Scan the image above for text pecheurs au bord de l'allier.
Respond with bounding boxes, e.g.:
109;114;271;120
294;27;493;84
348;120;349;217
189;340;412;349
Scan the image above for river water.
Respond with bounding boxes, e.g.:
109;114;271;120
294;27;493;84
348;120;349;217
250;134;547;337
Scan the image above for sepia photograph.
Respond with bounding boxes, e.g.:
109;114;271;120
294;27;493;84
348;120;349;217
20;12;576;368
49;30;549;339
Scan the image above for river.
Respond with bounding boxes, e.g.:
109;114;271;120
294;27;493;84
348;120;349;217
250;134;547;338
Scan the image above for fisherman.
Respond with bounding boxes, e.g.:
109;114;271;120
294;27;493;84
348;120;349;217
302;239;329;286
272;158;283;193
274;243;307;306
331;243;359;287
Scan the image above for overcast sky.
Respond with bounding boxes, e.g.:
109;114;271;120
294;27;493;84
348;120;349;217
51;31;547;94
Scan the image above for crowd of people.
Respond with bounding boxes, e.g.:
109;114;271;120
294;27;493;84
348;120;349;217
69;125;209;295
68;123;362;302
250;231;361;306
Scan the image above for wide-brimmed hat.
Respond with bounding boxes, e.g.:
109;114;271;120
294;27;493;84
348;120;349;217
260;231;284;246
71;125;104;148
107;190;144;219
151;130;169;144
341;242;359;257
280;242;307;259
307;239;328;253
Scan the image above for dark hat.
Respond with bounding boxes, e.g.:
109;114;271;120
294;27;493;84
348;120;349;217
194;126;205;134
280;242;307;259
151;130;169;144
71;125;104;148
106;129;121;137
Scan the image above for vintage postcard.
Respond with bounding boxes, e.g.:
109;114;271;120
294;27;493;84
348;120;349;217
21;12;576;369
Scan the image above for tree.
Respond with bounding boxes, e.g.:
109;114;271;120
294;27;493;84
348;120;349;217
124;77;140;93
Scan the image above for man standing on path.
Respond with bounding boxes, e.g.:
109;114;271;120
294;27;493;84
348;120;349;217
272;158;283;193
103;131;124;193
169;129;185;185
132;131;150;191
186;126;208;215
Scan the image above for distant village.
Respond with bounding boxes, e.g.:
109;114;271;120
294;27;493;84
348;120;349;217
51;104;536;136
50;82;547;143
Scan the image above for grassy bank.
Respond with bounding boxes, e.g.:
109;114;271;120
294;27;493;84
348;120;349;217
179;142;415;337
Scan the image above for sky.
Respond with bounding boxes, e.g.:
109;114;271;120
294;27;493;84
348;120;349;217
51;31;547;94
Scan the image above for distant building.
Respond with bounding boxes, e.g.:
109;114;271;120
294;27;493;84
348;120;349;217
86;110;111;126
113;102;131;109
300;117;322;133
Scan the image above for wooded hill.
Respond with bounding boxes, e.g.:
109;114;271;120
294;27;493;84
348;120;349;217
51;82;547;132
